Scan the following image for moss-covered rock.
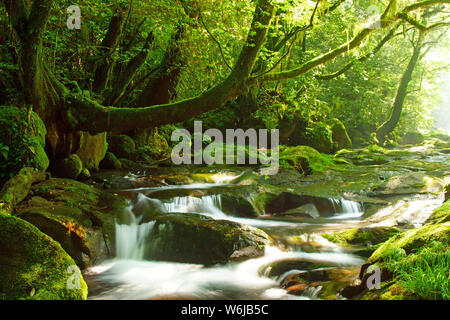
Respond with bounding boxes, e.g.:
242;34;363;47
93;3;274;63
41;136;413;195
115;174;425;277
58;154;83;179
279;146;335;175
0;167;45;214
100;152;122;170
427;199;450;224
0;105;49;183
143;213;270;265
0;214;87;300
147;128;170;159
322;227;400;247
401;132;424;145
108;134;136;159
15;178;128;268
75;132;108;172
370;222;450;262
328;118;352;150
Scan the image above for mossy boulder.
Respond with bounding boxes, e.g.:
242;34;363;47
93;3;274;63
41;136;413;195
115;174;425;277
262;192;336;217
108;134;136;159
100;152;122;170
302;123;337;154
221;194;258;218
57;154;83;179
0;105;49;183
322;227;400;247
328;118;352;150
401;132;424;145
279;146;334;175
75;132;108;172
15;178;129;268
369;222;450;262
147;128;170;159
143;213;271;265
445;184;450;202
0;214;87;300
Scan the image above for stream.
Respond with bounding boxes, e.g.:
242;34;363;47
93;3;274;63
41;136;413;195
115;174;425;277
84;162;446;300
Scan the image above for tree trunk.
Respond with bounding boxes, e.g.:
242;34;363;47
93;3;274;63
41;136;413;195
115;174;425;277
376;36;423;144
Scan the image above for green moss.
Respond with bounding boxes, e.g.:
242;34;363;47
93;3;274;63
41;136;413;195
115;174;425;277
0;106;49;182
383;241;449;299
323;227;400;247
370;222;450;262
0;215;87;300
279;145;335;175
428;200;450;224
368;144;387;154
58;154;83;179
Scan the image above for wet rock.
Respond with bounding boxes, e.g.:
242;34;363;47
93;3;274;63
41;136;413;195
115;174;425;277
263;192;336;217
0;214;87;300
15;178;128;268
260;258;332;278
143;213;270;265
221;194;258;218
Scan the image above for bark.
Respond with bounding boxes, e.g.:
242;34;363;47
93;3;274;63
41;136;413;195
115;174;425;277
92;13;126;93
2;0;448;142
376;36;424;144
104;32;155;106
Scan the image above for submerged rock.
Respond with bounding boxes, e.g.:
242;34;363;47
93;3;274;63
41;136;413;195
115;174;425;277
143;213;271;265
0;214;87;300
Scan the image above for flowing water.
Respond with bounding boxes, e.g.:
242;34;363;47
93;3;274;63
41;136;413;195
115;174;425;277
86;171;443;300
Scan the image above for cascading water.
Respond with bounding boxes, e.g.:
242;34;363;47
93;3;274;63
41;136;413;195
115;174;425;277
115;206;155;260
329;198;364;219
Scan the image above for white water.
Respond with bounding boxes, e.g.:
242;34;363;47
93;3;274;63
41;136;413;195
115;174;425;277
87;246;364;300
87;191;367;300
115;206;155;260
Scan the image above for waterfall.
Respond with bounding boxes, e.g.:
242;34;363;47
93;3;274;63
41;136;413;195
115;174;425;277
115;206;155;260
162;195;225;218
329;198;364;219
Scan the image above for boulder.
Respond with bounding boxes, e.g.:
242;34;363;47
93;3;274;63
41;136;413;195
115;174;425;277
401;132;424;145
370;172;444;196
58;154;83;179
108;134;136;159
143;213;270;265
279;145;334;175
75;132;108;172
15;178;128;268
0;214;87;300
100;152;122;170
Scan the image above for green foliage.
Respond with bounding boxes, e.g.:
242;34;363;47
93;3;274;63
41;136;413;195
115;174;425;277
0;106;49;183
385;241;450;300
